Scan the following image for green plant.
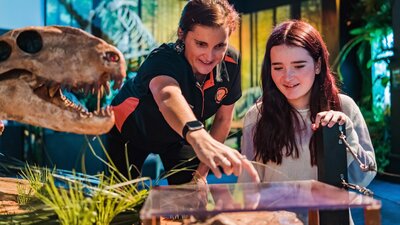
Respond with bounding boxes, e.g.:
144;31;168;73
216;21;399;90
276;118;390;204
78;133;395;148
21;166;97;225
4;133;153;225
1;131;195;224
333;0;392;83
360;107;391;172
91;172;148;225
333;0;393;171
17;162;150;225
16;181;33;206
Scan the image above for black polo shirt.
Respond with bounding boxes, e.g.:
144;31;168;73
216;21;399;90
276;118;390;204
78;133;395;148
111;43;241;153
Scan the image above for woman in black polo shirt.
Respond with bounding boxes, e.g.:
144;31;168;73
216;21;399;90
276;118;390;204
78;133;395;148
108;0;259;184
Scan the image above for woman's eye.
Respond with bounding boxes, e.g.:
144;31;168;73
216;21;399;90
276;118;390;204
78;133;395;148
294;65;305;69
216;44;226;49
273;67;283;71
196;42;207;47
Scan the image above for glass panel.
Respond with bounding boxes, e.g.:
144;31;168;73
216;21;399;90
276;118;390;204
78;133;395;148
255;9;274;88
240;4;293;90
228;23;240;52
276;5;291;24
152;0;185;43
240;10;274;90
240;13;252;89
140;180;381;219
301;0;322;32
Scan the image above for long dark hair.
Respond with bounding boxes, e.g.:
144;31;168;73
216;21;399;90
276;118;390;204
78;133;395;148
253;20;341;166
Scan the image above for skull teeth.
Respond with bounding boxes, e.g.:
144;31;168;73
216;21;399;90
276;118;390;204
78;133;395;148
79;106;112;118
55;83;111;118
104;82;110;95
33;77;115;118
48;84;60;98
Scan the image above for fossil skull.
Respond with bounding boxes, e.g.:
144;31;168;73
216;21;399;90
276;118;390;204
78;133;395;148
0;26;126;135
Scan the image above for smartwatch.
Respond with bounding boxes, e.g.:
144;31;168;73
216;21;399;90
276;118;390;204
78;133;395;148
182;120;204;139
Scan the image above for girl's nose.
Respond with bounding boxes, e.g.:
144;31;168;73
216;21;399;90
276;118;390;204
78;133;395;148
284;69;294;81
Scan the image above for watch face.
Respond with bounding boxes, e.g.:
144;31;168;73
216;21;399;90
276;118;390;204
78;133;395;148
187;120;204;130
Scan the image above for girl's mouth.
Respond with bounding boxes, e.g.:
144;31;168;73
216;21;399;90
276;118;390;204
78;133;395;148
284;83;300;88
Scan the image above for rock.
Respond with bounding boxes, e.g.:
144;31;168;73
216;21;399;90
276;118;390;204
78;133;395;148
183;211;303;225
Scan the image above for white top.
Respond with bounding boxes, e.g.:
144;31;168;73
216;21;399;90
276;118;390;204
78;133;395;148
238;94;376;187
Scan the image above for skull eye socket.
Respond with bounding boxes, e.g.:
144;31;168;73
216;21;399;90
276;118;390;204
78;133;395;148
17;30;43;54
104;51;120;63
0;41;12;62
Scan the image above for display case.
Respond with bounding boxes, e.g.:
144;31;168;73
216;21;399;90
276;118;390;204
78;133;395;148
140;180;381;225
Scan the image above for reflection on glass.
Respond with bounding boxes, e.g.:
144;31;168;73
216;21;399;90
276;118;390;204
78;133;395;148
140;180;380;220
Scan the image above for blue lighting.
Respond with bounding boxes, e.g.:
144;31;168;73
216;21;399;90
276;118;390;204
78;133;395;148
371;31;393;121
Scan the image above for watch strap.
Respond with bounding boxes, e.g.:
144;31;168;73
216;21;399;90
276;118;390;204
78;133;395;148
182;120;204;139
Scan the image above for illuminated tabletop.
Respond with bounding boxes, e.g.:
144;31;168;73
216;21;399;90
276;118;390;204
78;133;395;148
140;180;381;225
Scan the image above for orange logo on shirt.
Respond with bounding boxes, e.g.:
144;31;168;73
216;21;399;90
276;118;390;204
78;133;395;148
215;87;228;103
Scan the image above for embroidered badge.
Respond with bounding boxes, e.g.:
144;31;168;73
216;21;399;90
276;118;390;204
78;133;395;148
215;87;228;103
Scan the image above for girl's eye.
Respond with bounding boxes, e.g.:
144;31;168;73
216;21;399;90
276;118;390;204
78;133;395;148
294;65;305;69
273;67;283;71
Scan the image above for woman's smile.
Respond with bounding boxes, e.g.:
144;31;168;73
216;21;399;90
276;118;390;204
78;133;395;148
183;25;229;75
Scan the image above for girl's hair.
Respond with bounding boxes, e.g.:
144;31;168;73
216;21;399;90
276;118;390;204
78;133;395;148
253;20;341;166
178;0;239;36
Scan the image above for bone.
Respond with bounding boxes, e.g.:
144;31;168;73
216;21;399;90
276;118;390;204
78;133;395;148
64;99;72;107
100;85;105;99
60;90;66;100
34;81;46;90
48;84;60;98
97;88;101;114
0;26;127;135
104;81;111;95
113;79;122;90
106;106;112;116
79;111;89;118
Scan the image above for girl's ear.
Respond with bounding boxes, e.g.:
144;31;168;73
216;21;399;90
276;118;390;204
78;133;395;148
315;57;321;74
177;28;184;40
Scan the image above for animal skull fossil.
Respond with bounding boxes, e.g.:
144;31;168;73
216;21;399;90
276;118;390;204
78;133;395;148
0;26;126;135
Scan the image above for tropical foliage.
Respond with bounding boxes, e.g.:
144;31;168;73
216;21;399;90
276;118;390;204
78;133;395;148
0;137;150;225
333;0;393;171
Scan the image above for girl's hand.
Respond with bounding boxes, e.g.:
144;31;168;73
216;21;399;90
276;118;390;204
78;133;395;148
312;110;347;131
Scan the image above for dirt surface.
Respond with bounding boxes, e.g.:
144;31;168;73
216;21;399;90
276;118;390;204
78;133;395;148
0;177;30;215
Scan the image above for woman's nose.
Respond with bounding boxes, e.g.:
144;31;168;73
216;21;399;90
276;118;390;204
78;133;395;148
204;49;214;62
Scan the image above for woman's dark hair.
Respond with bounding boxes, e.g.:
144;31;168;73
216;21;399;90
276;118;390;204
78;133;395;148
178;0;239;36
253;20;341;166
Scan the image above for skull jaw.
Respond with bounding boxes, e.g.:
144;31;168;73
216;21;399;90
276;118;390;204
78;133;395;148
2;113;115;135
0;76;115;135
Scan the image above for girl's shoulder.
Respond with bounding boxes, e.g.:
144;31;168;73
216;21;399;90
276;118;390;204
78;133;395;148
243;102;262;127
338;94;360;117
338;94;357;105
